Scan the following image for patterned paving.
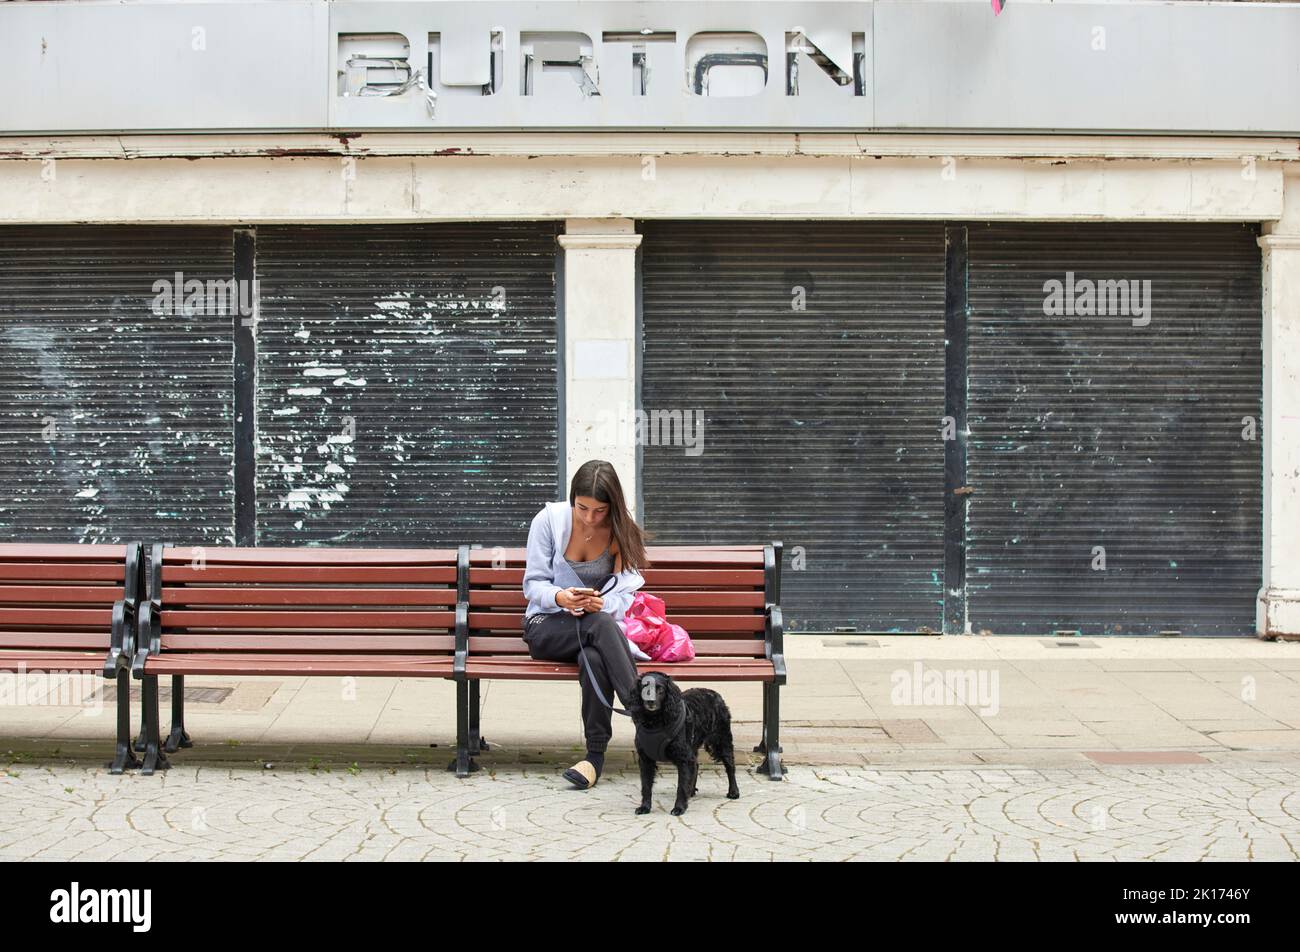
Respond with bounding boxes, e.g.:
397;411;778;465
1;760;1297;861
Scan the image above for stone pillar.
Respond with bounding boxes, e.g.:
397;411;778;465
1257;167;1300;639
557;219;642;515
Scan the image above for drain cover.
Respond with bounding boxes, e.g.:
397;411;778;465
100;685;233;704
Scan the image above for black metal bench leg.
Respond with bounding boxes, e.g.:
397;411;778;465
140;674;170;776
753;679;771;754
163;674;192;753
448;679;478;776
756;682;784;780
468;678;488;753
108;669;142;774
133;678;148;752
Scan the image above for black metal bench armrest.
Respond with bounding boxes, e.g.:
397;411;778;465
121;541;143;615
454;603;468;679
103;599;134;679
131;599;161;679
453;544;469;679
107;541;144;678
765;603;787;685
762;540;786;685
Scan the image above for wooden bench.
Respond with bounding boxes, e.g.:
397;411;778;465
131;543;463;774
460;542;785;778
0;543;143;774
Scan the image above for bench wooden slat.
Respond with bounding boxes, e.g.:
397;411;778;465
0;608;114;626
0;651;108;672
143;654;456;677
161;587;457;607
160;609;456;630
162;565;457;584
0;564;126;582
467;546;763;565
469;656;773;668
0;544;126;561
639;569;764;586
0;632;114;650
0;585;124;604
468;567;764;587
160;633;457;651
466;589;764;609
162;546;456;565
467;611;761;632
467;635;766;656
465;660;775;682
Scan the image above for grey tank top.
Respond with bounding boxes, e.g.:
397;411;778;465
566;545;614;588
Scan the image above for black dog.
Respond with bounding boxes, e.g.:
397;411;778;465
626;671;740;815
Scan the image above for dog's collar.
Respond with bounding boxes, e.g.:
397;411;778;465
636;703;688;762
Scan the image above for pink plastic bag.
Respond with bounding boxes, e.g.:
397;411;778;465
618;592;695;663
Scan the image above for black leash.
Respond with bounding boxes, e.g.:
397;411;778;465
574;574;636;717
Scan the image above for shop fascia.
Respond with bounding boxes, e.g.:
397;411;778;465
339;27;867;101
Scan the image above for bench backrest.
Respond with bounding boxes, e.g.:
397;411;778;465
467;544;776;659
150;544;460;656
0;543;136;651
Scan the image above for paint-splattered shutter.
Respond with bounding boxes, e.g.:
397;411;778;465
965;222;1262;635
254;223;561;546
0;225;235;543
638;220;948;632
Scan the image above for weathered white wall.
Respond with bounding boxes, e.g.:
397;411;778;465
0;149;1286;223
1259;167;1300;639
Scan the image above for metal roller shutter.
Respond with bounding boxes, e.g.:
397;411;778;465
0;225;235;543
965;222;1262;636
639;220;947;632
254;223;560;547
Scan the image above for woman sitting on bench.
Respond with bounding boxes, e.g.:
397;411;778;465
522;459;649;789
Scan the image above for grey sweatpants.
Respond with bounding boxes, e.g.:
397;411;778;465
523;610;639;753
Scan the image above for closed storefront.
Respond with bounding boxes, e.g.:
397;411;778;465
640;219;1262;636
0;223;562;548
639;220;948;632
255;223;562;546
0;218;1263;635
963;222;1262;636
0;226;235;544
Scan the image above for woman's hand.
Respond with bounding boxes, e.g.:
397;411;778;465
555;588;588;615
556;588;603;615
574;592;603;613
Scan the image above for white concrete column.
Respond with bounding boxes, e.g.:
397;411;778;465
557;219;642;514
1257;167;1300;639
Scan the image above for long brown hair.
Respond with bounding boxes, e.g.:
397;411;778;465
569;459;650;571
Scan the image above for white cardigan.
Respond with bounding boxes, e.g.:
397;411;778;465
522;500;645;622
